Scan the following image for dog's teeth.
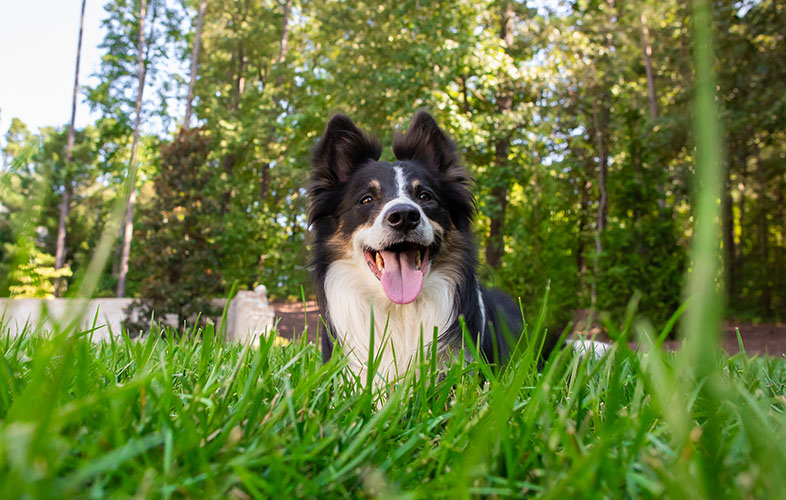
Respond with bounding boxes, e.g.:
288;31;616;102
415;250;421;270
376;253;385;271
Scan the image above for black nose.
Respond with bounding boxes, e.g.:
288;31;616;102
386;204;421;232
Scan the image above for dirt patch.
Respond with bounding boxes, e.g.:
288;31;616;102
572;309;786;356
662;321;786;356
273;302;786;357
271;300;321;342
593;323;786;356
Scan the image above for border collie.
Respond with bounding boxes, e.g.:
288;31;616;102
308;111;530;379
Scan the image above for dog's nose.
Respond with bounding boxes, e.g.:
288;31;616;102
386;204;421;232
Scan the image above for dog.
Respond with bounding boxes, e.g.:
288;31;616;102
307;110;535;380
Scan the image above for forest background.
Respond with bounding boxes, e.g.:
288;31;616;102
1;0;784;331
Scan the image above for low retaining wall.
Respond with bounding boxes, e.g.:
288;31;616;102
0;285;275;344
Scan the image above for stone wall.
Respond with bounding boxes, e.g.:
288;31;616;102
0;285;275;344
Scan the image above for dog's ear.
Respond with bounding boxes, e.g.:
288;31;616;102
311;114;382;185
394;111;476;231
393;111;460;174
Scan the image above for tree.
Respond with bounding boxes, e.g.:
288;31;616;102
128;128;223;330
87;0;185;297
4;0;784;324
193;0;309;297
6;245;72;298
116;0;149;298
484;2;516;270
1;120;100;298
183;0;207;130
54;0;89;296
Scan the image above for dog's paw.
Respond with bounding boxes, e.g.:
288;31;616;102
566;338;611;359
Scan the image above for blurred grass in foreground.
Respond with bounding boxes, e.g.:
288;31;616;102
3;1;786;498
1;319;785;498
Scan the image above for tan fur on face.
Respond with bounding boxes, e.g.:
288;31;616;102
430;224;464;283
326;222;356;256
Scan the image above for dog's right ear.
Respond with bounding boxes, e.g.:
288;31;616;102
311;114;382;186
393;110;460;174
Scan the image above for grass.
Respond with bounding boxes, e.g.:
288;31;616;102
1;316;786;499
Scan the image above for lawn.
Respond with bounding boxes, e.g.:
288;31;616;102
2;311;786;499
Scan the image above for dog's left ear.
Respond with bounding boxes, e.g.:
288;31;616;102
394;111;476;231
311;114;382;185
393;110;460;174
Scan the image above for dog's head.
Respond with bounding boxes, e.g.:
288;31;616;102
309;111;475;305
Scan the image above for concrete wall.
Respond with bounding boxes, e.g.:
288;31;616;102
0;285;275;344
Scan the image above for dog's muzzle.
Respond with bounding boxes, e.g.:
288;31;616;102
359;200;434;305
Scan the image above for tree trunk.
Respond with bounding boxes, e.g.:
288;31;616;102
259;0;293;204
116;0;149;298
577;178;590;275
54;187;71;296
779;173;786;310
232;43;246;111
759;208;771;316
54;0;88;296
591;102;609;308
723;174;736;299
485;178;509;269
641;11;668;210
484;2;514;269
221;2;250;214
116;190;136;298
276;0;292;73
220;45;240;216
593;108;609;234
220;152;235;216
756;163;772;316
640;12;658;120
260;162;271;200
183;0;207;130
112;212;124;277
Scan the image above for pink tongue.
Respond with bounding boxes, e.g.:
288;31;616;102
379;249;423;304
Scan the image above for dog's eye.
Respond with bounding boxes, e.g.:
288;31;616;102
360;195;373;205
418;192;432;202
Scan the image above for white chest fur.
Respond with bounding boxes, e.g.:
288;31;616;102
324;258;456;380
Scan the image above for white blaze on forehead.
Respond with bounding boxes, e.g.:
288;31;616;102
388;166;419;212
394;166;408;199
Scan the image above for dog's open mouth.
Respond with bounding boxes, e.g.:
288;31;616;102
364;242;429;305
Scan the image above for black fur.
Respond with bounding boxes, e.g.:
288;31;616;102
308;111;522;366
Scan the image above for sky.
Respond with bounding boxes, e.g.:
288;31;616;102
0;0;108;142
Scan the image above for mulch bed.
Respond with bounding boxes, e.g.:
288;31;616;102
662;321;786;356
271;301;321;342
271;301;786;356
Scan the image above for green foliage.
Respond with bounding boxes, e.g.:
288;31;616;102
128;128;223;330
598;215;685;325
1;120;108;297
2;0;785;324
3;244;72;298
